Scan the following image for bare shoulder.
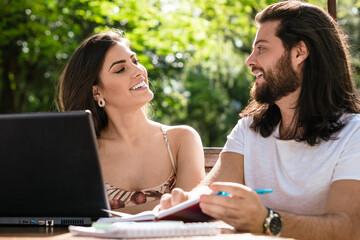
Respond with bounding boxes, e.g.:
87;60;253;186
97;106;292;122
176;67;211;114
161;124;201;140
159;124;203;150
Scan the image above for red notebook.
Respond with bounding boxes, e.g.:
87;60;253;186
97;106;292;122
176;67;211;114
98;198;213;223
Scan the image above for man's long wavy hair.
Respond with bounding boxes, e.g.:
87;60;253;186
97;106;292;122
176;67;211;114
241;1;360;146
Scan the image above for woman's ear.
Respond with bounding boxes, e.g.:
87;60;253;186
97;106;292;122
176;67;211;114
92;86;100;101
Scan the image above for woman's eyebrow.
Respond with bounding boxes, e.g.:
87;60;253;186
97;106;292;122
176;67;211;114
108;54;135;72
108;60;125;72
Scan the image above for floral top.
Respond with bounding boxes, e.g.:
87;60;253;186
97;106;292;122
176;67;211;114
106;125;177;209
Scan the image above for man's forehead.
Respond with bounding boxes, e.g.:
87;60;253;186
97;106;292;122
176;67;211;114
253;21;280;46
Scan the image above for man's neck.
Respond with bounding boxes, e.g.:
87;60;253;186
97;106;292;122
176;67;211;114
275;88;301;139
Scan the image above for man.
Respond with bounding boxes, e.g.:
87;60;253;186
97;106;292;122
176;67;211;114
160;1;360;239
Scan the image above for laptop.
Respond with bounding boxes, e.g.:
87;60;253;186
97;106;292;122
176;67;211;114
0;110;111;226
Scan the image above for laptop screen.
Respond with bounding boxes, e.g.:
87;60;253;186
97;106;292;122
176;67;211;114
0;111;110;225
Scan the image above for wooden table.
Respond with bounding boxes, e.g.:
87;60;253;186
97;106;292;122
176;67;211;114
0;226;294;239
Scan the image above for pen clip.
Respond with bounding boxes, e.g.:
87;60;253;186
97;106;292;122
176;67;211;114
254;189;273;194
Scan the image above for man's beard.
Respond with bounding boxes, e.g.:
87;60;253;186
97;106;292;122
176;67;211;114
250;52;301;104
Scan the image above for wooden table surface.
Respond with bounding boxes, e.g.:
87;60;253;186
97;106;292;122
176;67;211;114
0;226;294;240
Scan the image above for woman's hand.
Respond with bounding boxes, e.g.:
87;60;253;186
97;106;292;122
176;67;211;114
158;185;212;211
159;188;190;211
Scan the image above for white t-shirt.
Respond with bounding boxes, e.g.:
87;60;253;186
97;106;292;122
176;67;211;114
222;114;360;215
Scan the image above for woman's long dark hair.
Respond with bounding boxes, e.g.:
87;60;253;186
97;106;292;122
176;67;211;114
241;1;360;146
57;30;129;136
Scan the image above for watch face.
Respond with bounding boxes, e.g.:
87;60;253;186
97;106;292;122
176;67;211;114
269;217;282;235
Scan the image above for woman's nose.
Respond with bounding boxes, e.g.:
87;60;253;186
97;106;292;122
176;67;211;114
132;64;146;78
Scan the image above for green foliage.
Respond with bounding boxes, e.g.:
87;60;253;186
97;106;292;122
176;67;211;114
335;0;360;88
1;0;359;146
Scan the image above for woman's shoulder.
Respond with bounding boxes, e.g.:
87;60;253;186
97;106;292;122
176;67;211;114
148;121;202;146
153;123;201;147
160;124;200;138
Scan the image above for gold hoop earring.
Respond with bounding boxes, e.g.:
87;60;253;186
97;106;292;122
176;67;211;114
98;97;105;107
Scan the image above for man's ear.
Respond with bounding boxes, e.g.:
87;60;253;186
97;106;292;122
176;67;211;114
92;86;100;101
292;40;309;65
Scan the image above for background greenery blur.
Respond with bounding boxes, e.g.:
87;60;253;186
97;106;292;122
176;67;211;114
1;0;359;146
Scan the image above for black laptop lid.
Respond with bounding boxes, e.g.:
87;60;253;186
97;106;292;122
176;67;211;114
0;111;110;223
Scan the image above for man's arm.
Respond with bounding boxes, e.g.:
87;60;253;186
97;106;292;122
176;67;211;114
279;179;360;240
201;152;245;185
200;179;360;240
195;153;360;239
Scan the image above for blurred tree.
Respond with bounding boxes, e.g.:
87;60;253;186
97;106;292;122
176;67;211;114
0;0;100;112
337;0;360;87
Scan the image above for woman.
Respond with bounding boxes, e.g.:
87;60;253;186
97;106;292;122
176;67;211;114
58;30;205;214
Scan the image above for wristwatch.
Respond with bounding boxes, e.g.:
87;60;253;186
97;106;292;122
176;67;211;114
263;208;282;236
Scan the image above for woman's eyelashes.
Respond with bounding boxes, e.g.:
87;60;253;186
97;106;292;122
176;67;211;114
114;67;125;74
114;59;140;74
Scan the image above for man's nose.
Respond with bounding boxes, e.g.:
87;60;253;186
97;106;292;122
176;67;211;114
245;51;256;68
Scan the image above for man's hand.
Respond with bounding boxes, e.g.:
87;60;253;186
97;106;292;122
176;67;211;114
199;182;268;233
